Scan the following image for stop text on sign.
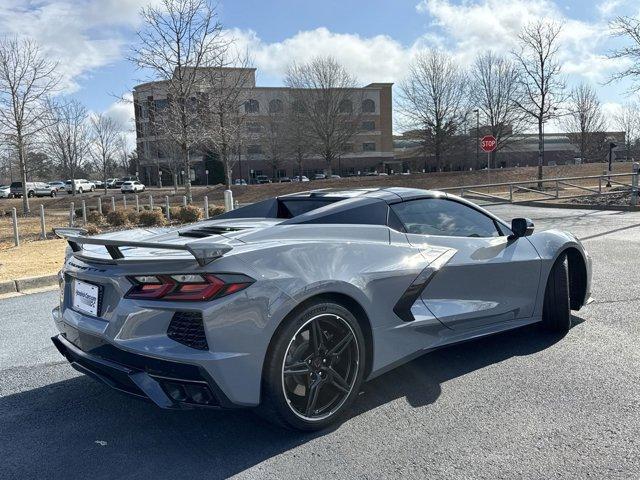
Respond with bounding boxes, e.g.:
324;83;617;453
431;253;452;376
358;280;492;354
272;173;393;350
481;135;497;153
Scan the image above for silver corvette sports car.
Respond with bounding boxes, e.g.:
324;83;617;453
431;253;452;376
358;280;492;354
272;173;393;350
52;187;592;430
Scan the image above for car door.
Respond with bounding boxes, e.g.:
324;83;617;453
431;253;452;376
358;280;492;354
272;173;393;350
391;197;541;331
35;183;48;196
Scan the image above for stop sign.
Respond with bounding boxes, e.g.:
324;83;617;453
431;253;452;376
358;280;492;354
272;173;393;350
481;135;497;152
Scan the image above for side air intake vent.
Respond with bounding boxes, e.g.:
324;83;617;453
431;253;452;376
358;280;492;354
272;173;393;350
167;311;208;350
178;225;241;239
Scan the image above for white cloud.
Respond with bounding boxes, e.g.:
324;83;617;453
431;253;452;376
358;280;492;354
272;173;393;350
0;0;155;92
103;93;136;149
415;0;617;83
597;0;624;17
228;27;419;85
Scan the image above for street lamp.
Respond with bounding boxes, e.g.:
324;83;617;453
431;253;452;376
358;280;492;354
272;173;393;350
473;109;479;169
607;142;617;187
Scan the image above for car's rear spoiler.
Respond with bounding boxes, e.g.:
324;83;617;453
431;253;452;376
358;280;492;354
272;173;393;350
53;228;232;266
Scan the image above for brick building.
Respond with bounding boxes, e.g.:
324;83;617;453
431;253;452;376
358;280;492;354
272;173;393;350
133;68;394;185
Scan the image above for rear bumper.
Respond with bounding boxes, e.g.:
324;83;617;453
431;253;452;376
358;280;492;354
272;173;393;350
51;331;239;410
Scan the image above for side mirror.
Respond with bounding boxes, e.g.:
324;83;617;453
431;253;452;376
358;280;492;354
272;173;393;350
509;218;534;239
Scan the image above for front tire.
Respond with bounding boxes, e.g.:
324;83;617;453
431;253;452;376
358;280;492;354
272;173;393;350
542;253;571;333
258;301;366;431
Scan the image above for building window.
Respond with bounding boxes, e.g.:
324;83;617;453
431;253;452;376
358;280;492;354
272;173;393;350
245;99;259;113
276;169;287;178
292;100;305;113
268;99;283;113
154;99;168;111
246;122;262;133
339;99;353;114
247;144;263;155
343;144;354;152
361;121;375;131
362;99;375;113
362;142;376;152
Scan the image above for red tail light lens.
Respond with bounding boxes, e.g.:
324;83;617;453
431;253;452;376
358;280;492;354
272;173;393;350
125;273;254;301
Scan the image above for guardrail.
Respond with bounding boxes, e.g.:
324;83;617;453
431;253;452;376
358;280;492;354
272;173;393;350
439;172;639;206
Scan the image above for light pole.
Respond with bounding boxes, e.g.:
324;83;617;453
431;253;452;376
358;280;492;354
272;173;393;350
473;109;479;169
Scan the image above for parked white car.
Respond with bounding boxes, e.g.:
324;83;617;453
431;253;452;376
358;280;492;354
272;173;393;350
0;185;11;198
65;179;95;194
291;175;310;182
121;180;145;193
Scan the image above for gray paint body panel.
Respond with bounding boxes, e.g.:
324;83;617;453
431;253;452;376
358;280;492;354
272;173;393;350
53;188;592;406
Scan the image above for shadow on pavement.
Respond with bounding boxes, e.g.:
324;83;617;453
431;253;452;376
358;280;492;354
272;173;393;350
0;318;582;479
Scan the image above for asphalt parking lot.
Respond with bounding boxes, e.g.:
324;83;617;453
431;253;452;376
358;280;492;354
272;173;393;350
1;204;639;479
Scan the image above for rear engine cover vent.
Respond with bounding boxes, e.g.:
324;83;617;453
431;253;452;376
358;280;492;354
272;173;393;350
167;311;208;350
178;225;241;238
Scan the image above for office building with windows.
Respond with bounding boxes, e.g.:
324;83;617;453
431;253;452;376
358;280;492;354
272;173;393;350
133;68;394;185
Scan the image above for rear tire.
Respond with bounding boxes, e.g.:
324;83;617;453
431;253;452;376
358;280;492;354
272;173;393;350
258;301;366;431
542;253;571;333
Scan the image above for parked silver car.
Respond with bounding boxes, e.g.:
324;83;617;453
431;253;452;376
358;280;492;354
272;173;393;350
10;181;56;197
52;188;592;430
47;181;66;192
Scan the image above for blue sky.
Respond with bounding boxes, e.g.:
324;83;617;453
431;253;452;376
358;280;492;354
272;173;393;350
1;0;638;133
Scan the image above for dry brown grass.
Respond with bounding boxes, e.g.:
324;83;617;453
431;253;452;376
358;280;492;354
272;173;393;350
0;212;71;249
0;238;66;281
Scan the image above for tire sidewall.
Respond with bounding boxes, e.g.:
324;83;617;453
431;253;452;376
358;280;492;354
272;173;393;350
542;253;571;333
262;301;366;431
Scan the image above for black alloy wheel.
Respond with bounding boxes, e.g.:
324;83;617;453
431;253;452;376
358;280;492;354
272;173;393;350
282;313;360;421
258;301;366;430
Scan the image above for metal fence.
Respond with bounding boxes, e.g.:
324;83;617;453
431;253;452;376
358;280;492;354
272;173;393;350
440;172;639;207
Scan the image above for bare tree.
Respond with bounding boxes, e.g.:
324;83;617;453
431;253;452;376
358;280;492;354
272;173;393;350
470;51;526;168
129;0;227;201
202;53;253;188
285;57;361;176
397;49;468;171
561;83;607;163
261;99;288;179
613;102;640;161
512;20;566;185
43;98;91;196
91;113;121;194
0;37;59;213
283;98;315;180
608;16;640;93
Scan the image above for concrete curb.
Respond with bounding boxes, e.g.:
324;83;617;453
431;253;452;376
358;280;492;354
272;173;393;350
0;280;17;295
14;274;58;292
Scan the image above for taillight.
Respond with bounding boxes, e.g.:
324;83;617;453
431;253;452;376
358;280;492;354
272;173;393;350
125;273;254;301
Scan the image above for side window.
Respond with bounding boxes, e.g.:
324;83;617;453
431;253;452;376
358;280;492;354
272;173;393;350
390;198;501;238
